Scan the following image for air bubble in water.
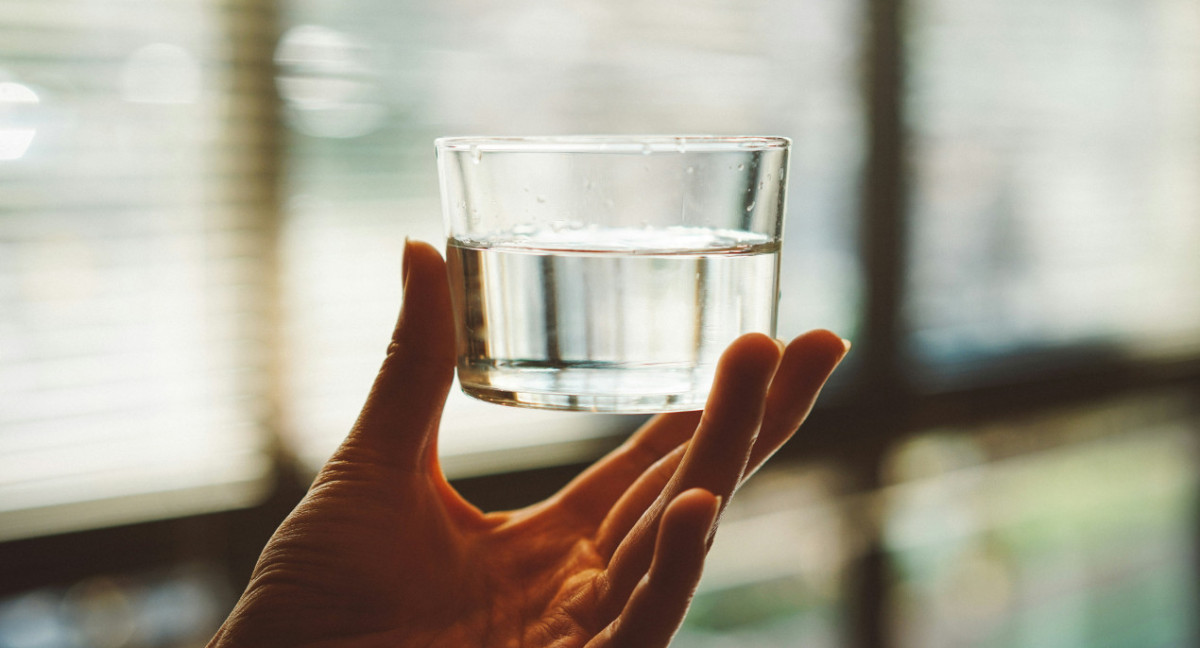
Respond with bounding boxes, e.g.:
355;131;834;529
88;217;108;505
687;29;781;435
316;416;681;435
737;163;745;171
745;201;756;212
686;166;695;174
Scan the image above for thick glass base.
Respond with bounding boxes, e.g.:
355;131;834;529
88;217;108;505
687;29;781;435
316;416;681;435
457;362;713;413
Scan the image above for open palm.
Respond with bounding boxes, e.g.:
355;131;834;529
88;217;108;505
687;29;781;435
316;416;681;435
208;240;848;648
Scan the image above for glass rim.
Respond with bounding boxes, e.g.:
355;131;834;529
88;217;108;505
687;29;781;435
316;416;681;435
435;135;790;154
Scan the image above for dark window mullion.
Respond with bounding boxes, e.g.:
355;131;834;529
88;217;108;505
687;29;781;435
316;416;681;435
847;0;911;646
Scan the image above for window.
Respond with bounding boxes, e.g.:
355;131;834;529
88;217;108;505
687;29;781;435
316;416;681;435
905;0;1200;377
0;0;275;540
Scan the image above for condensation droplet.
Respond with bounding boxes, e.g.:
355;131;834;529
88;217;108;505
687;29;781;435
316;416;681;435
745;201;756;212
470;145;481;164
641;143;652;155
536;195;546;203
686;166;695;174
737;163;745;171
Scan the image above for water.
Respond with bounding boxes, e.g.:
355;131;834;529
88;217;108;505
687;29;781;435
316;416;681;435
445;225;780;412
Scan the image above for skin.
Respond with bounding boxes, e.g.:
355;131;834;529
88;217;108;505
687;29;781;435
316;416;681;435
208;240;849;648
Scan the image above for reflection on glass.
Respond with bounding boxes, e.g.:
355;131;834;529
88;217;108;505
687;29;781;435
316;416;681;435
882;394;1200;648
905;0;1200;371
275;24;386;138
0;80;38;160
278;0;865;473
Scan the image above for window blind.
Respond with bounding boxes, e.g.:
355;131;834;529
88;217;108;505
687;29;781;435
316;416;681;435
0;0;276;540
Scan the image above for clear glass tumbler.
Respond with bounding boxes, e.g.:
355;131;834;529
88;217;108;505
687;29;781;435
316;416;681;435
437;135;790;413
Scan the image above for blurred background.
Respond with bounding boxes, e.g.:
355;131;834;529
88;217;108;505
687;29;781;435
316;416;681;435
1;0;1198;646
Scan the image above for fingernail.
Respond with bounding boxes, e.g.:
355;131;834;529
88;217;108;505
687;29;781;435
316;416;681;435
401;237;412;290
706;495;724;545
709;495;724;526
841;338;852;353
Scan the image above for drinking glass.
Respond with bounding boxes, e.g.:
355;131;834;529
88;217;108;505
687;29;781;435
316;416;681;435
437;135;790;413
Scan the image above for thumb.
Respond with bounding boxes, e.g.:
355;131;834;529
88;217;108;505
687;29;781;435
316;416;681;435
342;239;457;472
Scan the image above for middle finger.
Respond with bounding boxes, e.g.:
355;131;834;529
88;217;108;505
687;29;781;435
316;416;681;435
598;333;782;608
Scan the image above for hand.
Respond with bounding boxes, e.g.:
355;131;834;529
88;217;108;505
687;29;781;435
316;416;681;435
208;240;848;648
